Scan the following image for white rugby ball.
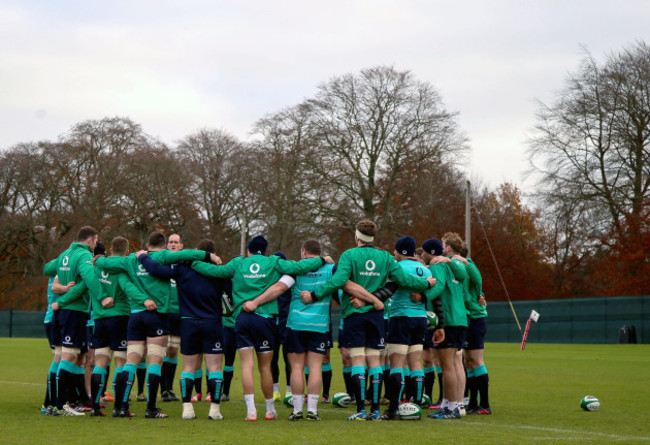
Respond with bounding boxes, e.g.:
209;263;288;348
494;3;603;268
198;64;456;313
397;402;422;420
580;395;600;411
332;392;352;408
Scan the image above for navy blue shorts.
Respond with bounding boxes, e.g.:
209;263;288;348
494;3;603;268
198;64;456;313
93;316;129;351
338;325;346;349
276;325;288;345
234;312;276;352
127;310;170;341
465;317;487;350
167;313;182;337
435;325;467;350
180;318;224;355
86;325;94;350
284;328;329;354
340;310;385;350
325;329;333;349
386;316;427;346
223;325;236;352
45;321;61;349
57;309;89;350
424;330;435;349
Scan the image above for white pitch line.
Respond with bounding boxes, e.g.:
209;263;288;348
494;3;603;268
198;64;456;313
468;420;650;442
0;380;43;386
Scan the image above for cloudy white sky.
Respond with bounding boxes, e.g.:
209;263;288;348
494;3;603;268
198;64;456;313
1;1;649;192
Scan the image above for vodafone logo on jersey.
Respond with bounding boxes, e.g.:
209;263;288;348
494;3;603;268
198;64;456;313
62;256;69;266
360;259;380;277
244;262;266;279
101;270;109;279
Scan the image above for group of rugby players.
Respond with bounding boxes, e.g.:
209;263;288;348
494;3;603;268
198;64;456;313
40;219;490;421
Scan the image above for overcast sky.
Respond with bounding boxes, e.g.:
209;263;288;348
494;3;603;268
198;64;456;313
1;1;649;192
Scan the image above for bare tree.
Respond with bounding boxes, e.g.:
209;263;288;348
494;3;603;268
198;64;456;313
529;42;650;241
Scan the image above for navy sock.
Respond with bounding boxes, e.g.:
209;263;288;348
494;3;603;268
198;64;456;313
208;372;223;404
146;364;162;411
351;366;365;413
194;369;203;395
136;361;146;394
369;367;383;412
91;367;107;410
180;372;194;403
388;369;403;412
223;365;234;397
411;369;424;405
424;367;435;401
322;364;332;399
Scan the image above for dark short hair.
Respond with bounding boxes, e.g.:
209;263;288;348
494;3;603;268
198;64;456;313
356;220;377;237
77;226;98;242
148;231;166;248
302;239;321;256
111;236;129;255
196;239;216;253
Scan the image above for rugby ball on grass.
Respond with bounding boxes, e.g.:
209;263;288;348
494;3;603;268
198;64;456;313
398;402;422;420
580;395;600;411
332;392;352;408
283;394;294;408
426;311;438;330
421;394;431;407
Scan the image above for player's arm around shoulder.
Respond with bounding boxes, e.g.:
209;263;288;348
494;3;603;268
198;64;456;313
157;248;211;265
192;255;238;278
95;254;128;273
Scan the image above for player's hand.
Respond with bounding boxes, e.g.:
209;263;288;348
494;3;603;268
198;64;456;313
51;302;60;311
144;299;157;311
410;292;422;303
135;250;147;258
430;256;450;264
432;328;445;346
101;297;114;308
65;281;76;291
426;277;437;287
350;297;366;308
372;299;384;311
300;291;313;304
323;255;334;264
243;300;258;312
210;253;222;265
478;295;487;307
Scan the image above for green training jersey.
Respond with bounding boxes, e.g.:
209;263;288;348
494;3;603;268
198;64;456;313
428;260;467;327
192;255;324;319
54;242;102;313
96;249;207;313
313;246;430;319
464;258;487;319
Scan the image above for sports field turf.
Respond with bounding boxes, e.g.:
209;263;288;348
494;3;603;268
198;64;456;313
0;339;648;444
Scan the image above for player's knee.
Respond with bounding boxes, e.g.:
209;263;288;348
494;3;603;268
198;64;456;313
62;347;81;360
147;343;167;359
364;348;380;357
168;335;181;349
386;344;408;355
94;347;112;358
348;347;365;358
127;343;146;358
407;344;423;354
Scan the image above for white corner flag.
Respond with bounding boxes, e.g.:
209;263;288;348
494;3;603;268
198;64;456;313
530;310;540;322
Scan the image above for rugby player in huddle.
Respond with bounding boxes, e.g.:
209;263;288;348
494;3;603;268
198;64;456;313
43;223;488;421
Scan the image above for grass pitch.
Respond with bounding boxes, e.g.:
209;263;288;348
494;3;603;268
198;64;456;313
0;339;648;444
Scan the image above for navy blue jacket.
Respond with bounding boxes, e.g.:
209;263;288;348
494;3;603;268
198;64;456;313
138;254;224;320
